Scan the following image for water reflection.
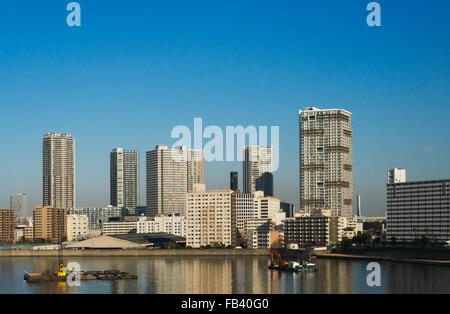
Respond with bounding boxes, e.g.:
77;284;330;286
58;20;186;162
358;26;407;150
0;256;448;294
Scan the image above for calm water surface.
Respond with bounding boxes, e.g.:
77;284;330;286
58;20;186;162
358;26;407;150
0;256;449;294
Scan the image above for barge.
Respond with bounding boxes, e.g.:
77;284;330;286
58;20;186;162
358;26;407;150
24;269;138;283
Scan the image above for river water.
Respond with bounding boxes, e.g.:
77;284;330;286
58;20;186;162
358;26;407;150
0;256;449;294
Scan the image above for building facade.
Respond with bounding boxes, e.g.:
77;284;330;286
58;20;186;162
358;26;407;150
186;184;235;248
67;214;89;241
10;193;27;219
43;133;75;209
0;209;15;244
137;214;186;237
283;212;332;247
33;205;67;243
102;219;138;235
387;178;450;243
243;146;273;196
110;148;140;210
299;107;353;217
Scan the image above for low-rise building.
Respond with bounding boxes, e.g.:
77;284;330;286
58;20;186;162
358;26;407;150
137;214;186;237
244;218;275;249
67;214;89;241
102;218;138;236
283;214;330;247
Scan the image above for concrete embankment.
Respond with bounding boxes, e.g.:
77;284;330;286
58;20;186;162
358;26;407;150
315;248;450;266
0;248;269;258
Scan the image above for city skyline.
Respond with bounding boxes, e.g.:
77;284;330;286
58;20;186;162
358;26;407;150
1;1;450;216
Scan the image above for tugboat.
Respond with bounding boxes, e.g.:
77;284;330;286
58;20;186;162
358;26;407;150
268;249;317;272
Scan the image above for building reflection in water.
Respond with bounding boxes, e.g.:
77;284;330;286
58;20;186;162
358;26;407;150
0;256;447;294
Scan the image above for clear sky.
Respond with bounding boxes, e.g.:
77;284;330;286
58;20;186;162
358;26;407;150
0;0;449;216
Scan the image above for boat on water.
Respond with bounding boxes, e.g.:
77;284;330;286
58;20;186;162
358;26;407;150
268;249;317;273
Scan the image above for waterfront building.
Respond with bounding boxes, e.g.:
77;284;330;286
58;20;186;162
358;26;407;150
32;205;67;243
386;176;450;243
67;214;89;241
137;214;186;237
43;133;75;209
283;213;330;247
10;193;27;219
299;107;353;217
244;218;275;249
110;148;140;210
243;146;273;196
102;217;138;235
0;209;15;244
68;206;122;230
230;172;239;192
186;184;235;248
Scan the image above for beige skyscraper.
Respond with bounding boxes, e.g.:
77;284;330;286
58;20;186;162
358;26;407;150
243;146;273;196
299;107;353;217
187;149;205;191
147;145;205;216
43;133;75;209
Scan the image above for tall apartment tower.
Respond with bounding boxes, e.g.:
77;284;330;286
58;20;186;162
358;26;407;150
230;172;239;192
299;107;353;217
43;133;75;209
387;168;406;184
10;193;27;219
187;149;205;192
243;146;273;196
146;145;188;216
110;148;140;209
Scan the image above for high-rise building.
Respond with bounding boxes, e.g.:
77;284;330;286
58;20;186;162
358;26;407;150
299;107;353;217
110;148;140;209
0;209;15;244
43;133;75;209
33;205;67;243
10;193;28;219
243;146;273;196
230;172;238;192
146;145;188;216
387;168;406;184
186;184;235;248
187;149;205;192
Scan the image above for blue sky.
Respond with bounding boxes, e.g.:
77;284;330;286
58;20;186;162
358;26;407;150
0;0;449;216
